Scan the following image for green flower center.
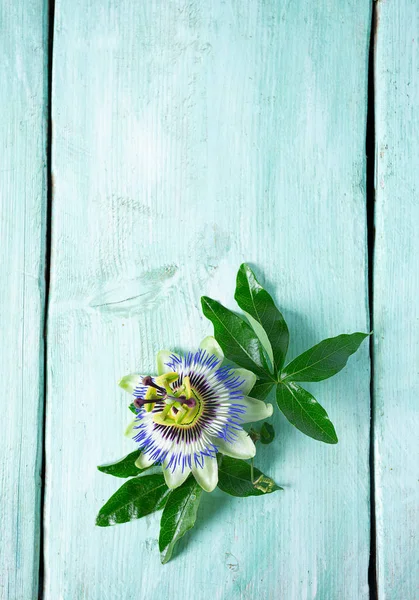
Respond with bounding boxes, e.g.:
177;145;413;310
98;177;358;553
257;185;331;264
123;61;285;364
142;373;204;428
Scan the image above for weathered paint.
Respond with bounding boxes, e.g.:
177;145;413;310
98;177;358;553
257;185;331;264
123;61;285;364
0;1;48;598
374;1;419;598
43;1;371;598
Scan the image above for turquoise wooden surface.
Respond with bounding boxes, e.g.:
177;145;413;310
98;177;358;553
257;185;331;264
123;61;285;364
0;2;47;598
374;1;419;598
43;1;371;599
3;1;418;598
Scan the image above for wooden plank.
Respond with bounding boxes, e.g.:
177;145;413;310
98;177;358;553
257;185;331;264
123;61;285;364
374;1;419;597
0;2;48;599
45;1;371;598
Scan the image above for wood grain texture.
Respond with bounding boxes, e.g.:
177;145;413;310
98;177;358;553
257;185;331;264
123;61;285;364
0;2;48;599
45;1;371;598
374;1;419;598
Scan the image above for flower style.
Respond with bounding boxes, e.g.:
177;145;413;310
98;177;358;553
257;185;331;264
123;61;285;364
119;336;273;493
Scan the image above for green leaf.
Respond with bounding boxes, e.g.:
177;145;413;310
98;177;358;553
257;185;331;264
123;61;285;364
97;450;145;478
159;477;202;564
96;474;170;527
217;456;282;497
250;381;275;401
281;332;370;382
243;312;274;367
235;263;289;375
260;422;275;445
201;296;273;379
276;382;338;444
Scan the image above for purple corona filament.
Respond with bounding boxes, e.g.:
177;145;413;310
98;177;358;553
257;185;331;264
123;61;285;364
131;349;247;472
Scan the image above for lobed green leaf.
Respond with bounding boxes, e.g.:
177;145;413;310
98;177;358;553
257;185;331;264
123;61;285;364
281;332;370;382
235;263;289;375
248;380;275;401
159;477;202;564
276;382;338;444
201;296;272;379
96;474;170;527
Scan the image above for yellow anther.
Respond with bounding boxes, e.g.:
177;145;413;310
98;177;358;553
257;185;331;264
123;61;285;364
175;405;188;424
155;372;179;394
183;376;192;398
161;403;172;418
144;387;157;413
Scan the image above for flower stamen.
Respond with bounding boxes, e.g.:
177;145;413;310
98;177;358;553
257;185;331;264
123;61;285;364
133;397;157;409
183;376;192;398
141;376;165;394
174;406;188;424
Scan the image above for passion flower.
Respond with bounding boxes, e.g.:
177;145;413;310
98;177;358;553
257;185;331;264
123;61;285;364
119;336;273;492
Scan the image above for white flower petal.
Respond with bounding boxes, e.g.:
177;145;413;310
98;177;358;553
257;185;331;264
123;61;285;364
135;453;155;469
216;429;256;459
191;455;218;492
163;463;191;489
124;419;138;437
199;336;224;361
119;374;141;394
233;368;257;395
157;350;180;375
240;397;273;423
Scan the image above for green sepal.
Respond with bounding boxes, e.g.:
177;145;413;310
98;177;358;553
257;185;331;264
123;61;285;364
119;374;140;394
124;419;137;438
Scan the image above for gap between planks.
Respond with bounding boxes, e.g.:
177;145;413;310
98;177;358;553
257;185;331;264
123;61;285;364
367;1;380;599
38;0;55;597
